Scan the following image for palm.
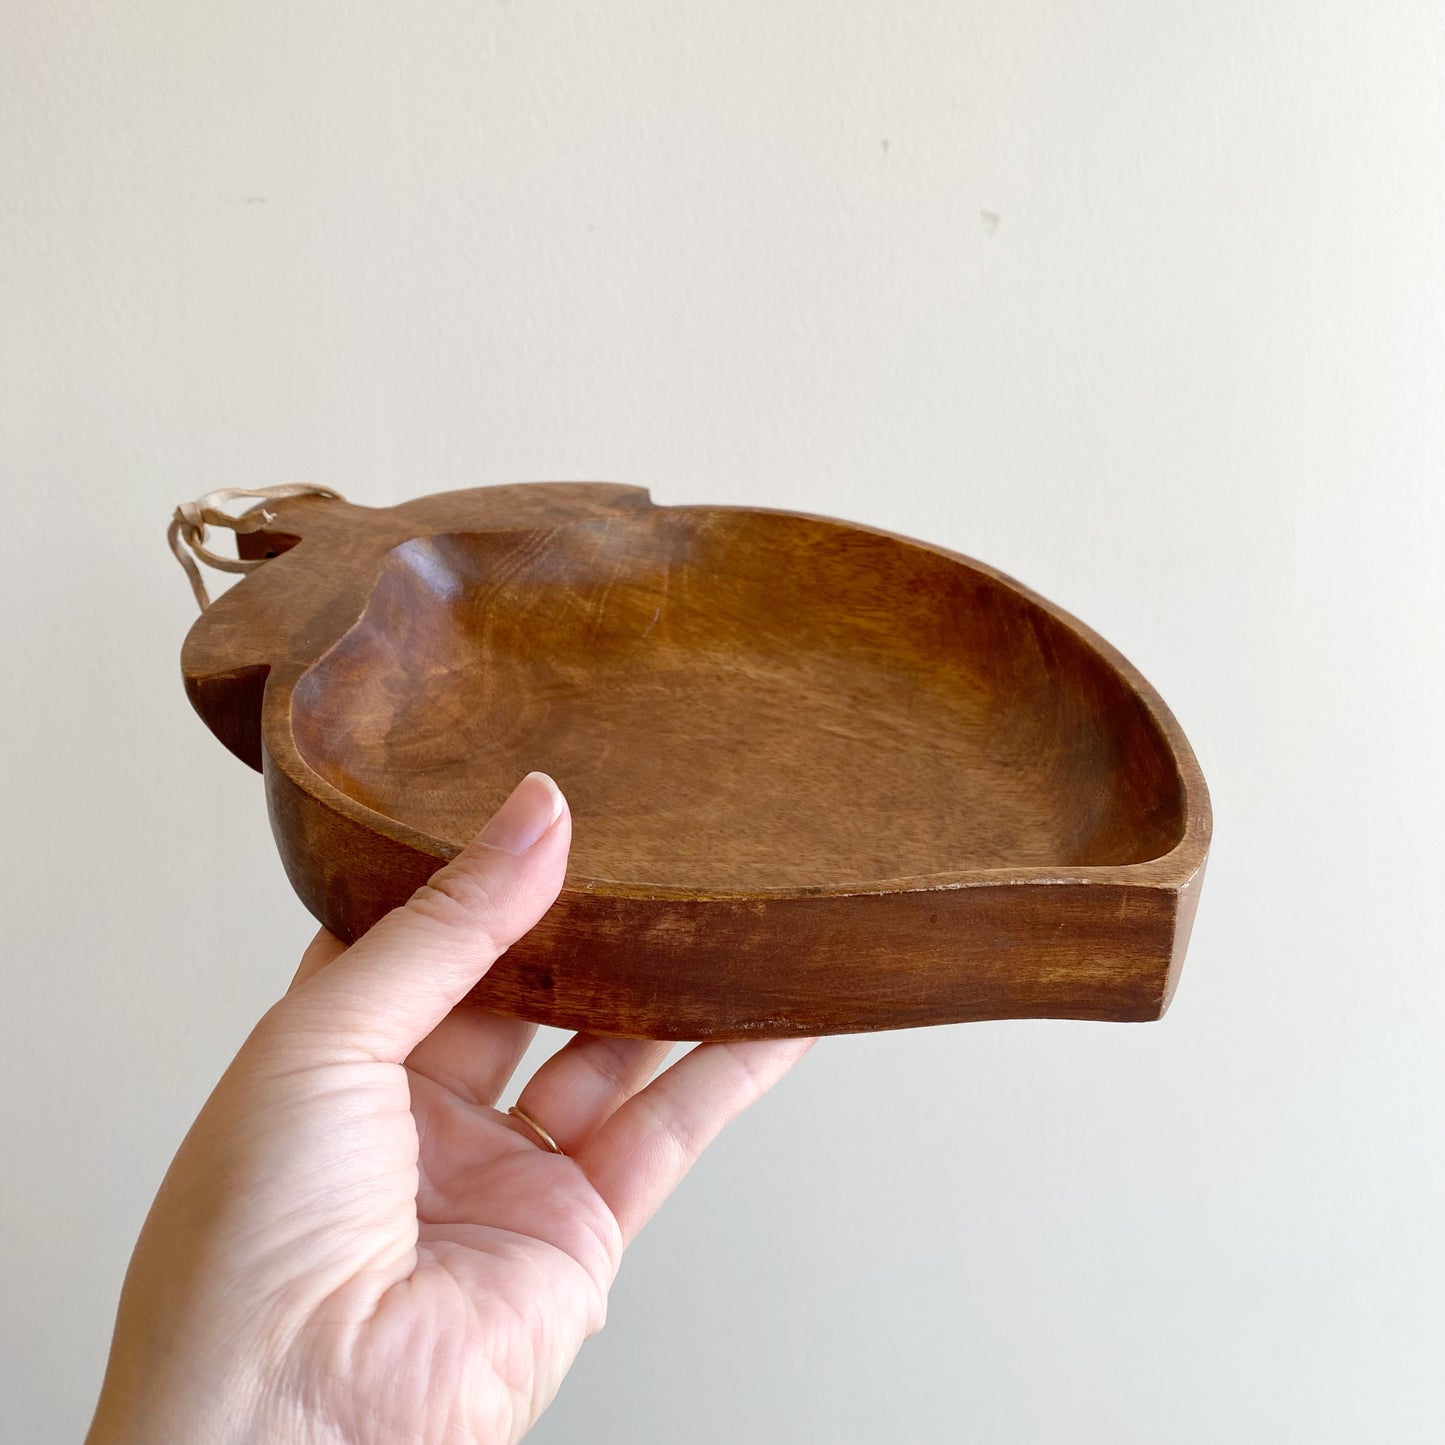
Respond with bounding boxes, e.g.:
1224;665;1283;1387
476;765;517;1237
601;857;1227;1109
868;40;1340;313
265;1000;625;1445
270;984;794;1445
303;1058;614;1444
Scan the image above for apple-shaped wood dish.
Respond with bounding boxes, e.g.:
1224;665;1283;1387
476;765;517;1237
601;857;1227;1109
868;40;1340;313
174;482;1210;1040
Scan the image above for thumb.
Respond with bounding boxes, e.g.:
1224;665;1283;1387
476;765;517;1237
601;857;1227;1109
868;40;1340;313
275;771;570;1063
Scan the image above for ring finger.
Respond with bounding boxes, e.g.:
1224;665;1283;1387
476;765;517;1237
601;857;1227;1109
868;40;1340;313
511;1033;676;1155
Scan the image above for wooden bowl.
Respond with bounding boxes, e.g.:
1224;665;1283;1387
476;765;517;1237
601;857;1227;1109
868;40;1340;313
180;483;1210;1039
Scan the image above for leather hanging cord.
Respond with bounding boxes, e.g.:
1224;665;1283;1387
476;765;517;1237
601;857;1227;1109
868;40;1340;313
168;484;344;609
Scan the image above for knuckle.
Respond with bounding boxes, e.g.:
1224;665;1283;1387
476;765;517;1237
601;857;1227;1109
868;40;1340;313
717;1040;769;1094
404;866;511;953
633;1091;703;1164
584;1037;633;1096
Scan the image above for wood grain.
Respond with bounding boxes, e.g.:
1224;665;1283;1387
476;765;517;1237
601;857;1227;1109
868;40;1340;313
182;483;1211;1040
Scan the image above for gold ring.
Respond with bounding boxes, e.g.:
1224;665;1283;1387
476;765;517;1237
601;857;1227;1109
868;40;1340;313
507;1104;564;1155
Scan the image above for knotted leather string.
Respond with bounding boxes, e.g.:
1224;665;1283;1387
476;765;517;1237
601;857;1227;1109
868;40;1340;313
168;484;344;609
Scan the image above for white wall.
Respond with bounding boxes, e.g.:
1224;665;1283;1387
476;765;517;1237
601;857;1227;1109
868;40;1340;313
4;4;1442;1440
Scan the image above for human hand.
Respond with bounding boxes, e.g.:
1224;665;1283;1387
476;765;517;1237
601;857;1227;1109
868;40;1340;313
87;773;813;1444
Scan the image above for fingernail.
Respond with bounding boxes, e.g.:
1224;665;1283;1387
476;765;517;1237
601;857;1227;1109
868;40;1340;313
478;772;564;854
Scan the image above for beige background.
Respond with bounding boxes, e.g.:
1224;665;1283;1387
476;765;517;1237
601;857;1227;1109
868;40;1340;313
3;4;1442;1441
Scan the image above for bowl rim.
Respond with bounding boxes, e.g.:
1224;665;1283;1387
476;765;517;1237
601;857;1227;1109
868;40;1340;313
256;498;1212;904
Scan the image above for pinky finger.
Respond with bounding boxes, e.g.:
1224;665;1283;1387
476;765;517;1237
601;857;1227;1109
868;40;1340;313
575;1036;814;1245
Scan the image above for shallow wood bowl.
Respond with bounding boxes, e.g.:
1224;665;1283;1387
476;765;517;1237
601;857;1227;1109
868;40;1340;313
181;483;1210;1040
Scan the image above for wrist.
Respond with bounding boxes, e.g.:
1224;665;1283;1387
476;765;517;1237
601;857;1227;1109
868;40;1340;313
86;1351;276;1445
